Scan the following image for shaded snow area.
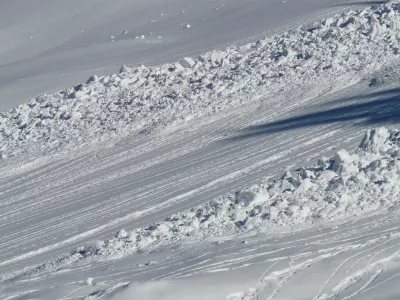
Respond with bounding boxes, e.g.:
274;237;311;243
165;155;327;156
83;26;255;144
5;127;400;288
3;3;400;163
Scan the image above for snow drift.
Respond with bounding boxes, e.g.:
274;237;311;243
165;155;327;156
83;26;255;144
2;2;400;162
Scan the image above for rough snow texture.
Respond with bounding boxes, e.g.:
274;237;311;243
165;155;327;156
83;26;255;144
92;127;400;256
2;3;400;162
7;126;400;281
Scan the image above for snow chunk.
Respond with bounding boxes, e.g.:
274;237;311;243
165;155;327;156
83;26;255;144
181;57;196;68
116;229;128;239
317;170;338;182
360;127;390;152
333;150;358;176
86;75;99;83
119;65;131;73
294;178;315;195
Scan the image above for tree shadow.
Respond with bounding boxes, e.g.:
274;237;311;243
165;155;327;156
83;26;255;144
227;88;400;141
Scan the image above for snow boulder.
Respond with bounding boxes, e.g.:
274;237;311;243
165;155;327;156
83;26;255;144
317;170;338;183
359;127;390;153
181;57;196;68
333;149;358;176
76;240;104;257
294;178;315;195
235;190;256;206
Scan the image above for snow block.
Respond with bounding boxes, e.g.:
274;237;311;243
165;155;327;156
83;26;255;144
359;127;390;152
181;57;196;68
173;63;185;71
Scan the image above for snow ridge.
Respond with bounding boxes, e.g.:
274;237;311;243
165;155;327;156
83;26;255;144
5;127;400;281
2;3;400;162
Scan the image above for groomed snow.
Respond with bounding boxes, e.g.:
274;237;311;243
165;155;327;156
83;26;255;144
3;2;400;164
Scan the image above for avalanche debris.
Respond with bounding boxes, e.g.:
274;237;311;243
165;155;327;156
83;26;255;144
2;3;400;162
75;127;400;257
7;126;400;280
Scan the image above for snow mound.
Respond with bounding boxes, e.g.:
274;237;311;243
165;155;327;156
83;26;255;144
2;3;400;162
7;126;400;280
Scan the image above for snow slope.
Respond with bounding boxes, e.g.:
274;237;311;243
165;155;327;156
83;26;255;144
3;2;400;164
11;210;400;300
0;0;385;109
1;75;400;299
3;125;400;300
5;126;400;275
2;1;400;300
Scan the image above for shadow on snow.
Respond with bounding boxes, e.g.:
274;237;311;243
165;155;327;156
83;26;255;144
226;87;400;142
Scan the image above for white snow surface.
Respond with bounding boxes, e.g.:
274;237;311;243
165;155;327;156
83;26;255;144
3;2;400;163
5;126;400;280
4;2;400;300
0;0;382;108
4;126;400;300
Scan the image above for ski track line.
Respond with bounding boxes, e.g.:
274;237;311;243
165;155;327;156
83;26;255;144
2;82;400;287
312;236;400;300
0;150;290;267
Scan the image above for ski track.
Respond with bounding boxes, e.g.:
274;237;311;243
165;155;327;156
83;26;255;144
3;2;400;299
4;211;400;300
0;82;377;268
2;79;400;299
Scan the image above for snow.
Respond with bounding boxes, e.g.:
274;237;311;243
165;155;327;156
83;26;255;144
3;2;400;300
2;93;400;298
3;2;400;165
5;209;400;300
181;57;196;68
0;0;384;110
8;126;400;275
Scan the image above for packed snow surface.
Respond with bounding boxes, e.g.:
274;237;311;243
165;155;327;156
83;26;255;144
3;2;400;163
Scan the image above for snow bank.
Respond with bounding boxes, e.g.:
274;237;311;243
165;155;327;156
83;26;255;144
2;2;400;162
6;126;400;281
